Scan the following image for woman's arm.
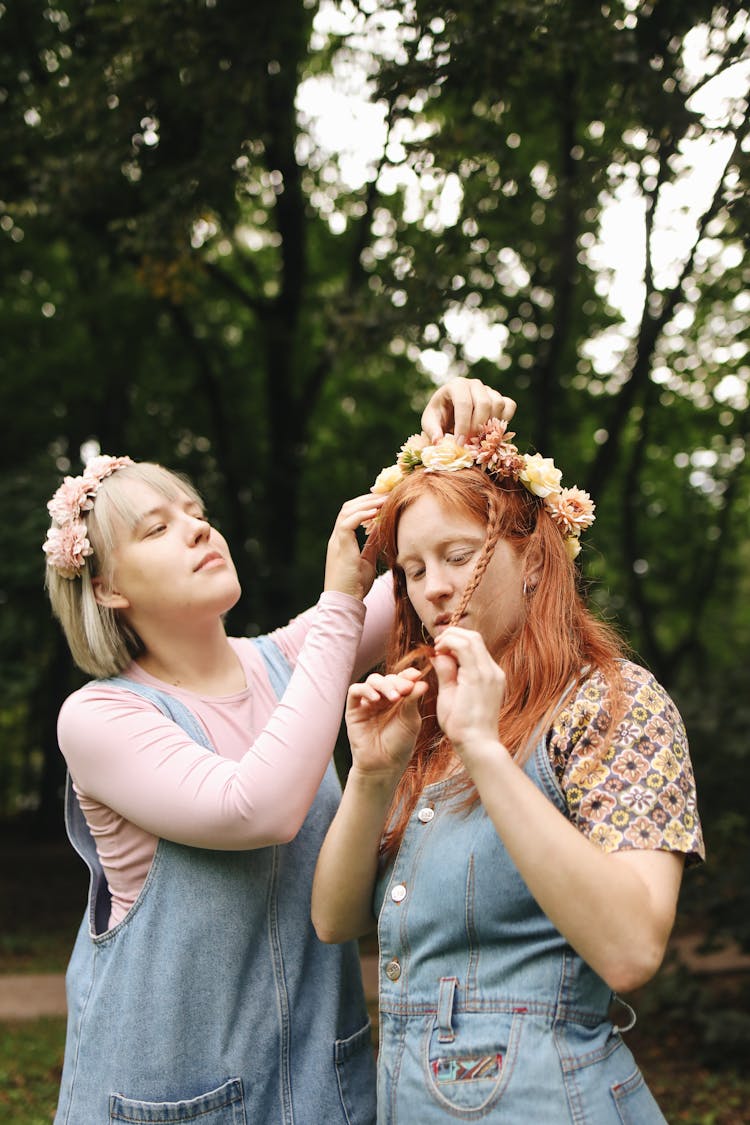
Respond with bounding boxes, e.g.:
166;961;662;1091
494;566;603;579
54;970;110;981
312;667;426;942
61;495;382;850
432;627;685;994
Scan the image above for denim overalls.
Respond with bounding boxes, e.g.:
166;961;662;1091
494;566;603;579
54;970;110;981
55;636;376;1125
373;722;667;1124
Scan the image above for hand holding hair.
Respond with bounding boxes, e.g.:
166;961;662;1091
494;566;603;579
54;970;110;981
345;667;428;780
432;626;507;757
323;492;386;599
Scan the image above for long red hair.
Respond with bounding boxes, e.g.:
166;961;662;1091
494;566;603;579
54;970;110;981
370;467;626;860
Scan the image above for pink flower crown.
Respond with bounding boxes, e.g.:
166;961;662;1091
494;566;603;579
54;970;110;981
43;455;135;579
369;418;595;559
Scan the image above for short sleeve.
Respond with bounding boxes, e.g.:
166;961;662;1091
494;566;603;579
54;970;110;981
549;661;705;864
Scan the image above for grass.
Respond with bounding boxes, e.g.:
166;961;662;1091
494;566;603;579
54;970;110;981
2;824;750;1123
0;1018;65;1124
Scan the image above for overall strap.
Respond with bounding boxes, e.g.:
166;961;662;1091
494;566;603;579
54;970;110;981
102;675;217;747
250;634;293;698
64;676;217;935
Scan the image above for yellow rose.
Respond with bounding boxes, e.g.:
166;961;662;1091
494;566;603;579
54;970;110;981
371;464;404;494
420;436;475;472
519;453;562;498
564;535;582;560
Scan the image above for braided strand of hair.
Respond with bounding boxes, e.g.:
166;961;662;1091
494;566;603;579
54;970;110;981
447;490;503;628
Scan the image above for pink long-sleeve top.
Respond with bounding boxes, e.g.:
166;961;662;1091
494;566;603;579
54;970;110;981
58;577;394;928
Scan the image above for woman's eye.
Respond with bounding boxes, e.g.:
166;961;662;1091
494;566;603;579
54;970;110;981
406;567;425;581
145;524;166;537
449;551;473;565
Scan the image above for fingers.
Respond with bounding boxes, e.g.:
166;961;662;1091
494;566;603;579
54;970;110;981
433;624;491;664
332;493;386;535
432;626;505;692
350;667;425;710
360;532;379;568
421;378;517;444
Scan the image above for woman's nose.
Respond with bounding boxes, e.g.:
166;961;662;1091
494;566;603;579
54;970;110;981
188;516;210;544
424;566;452;602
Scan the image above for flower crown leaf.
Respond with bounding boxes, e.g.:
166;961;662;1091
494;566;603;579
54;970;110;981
368;418;595;555
43;454;135;579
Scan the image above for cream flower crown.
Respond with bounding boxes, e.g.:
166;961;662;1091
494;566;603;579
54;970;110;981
370;418;595;559
43;455;135;579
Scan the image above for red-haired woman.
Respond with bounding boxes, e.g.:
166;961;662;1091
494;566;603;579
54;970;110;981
312;421;704;1124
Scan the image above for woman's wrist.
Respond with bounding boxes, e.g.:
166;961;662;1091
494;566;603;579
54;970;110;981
347;761;404;799
456;735;511;775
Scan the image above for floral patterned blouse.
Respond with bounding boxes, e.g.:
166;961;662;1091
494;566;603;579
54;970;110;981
548;660;704;863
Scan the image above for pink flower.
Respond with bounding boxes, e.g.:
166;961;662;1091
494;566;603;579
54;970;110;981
468;419;525;478
43;454;134;578
43;522;93;579
47;475;96;524
83;454;134;485
544;487;596;536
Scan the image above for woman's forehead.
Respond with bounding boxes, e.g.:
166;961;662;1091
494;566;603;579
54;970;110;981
397;494;485;546
100;467;199;528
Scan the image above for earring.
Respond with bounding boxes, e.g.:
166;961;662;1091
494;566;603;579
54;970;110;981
522;578;528;597
420;622;433;645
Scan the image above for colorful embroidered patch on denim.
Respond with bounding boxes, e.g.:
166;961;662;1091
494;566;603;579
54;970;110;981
433;1053;503;1083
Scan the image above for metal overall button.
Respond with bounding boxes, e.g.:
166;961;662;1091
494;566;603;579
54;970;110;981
385;958;401;981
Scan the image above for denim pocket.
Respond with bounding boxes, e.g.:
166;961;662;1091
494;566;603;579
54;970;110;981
334;1020;377;1125
611;1066;668;1124
109;1077;246;1123
422;1010;523;1116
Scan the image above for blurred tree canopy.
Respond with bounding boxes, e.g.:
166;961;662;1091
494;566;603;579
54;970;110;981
1;0;749;1015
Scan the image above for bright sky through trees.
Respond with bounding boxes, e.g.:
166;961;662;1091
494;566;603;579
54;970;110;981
299;2;749;392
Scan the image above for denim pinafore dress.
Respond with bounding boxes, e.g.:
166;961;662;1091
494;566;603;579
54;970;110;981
373;723;667;1124
55;636;376;1125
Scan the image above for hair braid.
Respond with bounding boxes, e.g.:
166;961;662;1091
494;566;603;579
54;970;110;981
447;489;503;627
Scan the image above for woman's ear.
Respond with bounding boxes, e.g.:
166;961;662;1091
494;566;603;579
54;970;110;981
523;542;544;595
91;576;130;610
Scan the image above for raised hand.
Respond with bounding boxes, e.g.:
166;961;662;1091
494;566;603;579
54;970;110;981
324;493;386;599
421;378;517;444
345;667;428;780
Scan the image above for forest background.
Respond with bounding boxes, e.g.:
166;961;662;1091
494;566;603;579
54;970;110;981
1;0;749;1073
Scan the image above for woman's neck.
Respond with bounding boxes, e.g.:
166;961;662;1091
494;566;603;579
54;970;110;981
134;621;247;697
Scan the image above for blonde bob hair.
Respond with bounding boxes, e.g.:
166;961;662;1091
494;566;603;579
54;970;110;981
45;462;203;679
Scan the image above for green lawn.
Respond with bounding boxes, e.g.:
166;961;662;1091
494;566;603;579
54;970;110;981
0;1018;65;1124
